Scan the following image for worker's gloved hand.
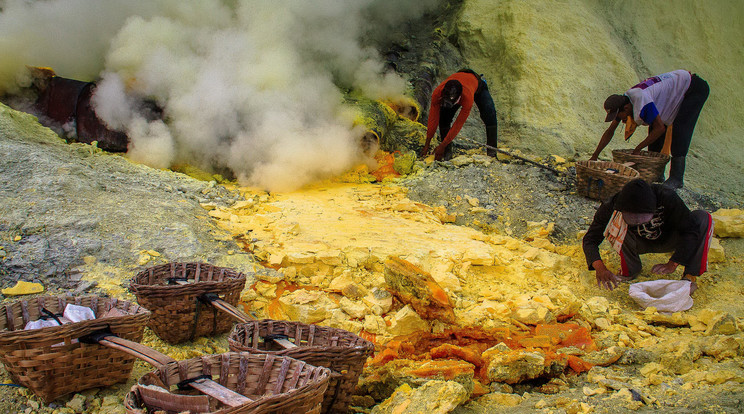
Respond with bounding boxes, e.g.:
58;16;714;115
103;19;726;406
434;144;446;161
595;268;622;290
420;144;430;157
651;261;679;275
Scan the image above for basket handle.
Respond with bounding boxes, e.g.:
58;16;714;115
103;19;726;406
81;329;254;408
199;293;256;323
264;334;299;350
80;328;176;367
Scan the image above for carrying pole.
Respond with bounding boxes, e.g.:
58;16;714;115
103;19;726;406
459;138;562;175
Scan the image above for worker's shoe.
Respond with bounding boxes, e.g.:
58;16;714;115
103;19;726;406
486;125;499;158
663;156;686;190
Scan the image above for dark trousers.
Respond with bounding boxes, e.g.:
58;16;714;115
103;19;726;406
648;74;709;157
438;77;498;159
619;210;714;277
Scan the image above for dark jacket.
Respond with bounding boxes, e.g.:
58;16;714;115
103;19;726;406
582;184;699;269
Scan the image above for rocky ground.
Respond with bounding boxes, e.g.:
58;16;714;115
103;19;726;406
1;101;744;414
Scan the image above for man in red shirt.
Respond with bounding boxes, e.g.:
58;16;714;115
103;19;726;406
421;69;498;160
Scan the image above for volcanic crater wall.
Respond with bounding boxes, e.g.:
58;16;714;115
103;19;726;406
453;0;744;194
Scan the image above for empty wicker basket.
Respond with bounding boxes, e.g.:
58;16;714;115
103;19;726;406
130;262;246;344
612;149;671;183
576;160;640;201
124;352;330;414
228;320;374;414
0;295;149;402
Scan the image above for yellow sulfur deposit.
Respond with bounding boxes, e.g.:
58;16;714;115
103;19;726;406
2;280;44;296
206;180;588;343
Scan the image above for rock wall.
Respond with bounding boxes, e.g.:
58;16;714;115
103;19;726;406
0;103;257;294
453;0;744;194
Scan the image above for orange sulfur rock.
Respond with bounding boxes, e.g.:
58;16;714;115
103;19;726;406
534;323;597;352
370;324;598;386
565;355;594;373
383;256;456;323
470;380;490;398
429;343;485;368
405;360;475;380
370;152;401;181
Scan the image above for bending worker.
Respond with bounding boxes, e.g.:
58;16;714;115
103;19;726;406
421;69;498;160
590;69;709;189
583;179;714;293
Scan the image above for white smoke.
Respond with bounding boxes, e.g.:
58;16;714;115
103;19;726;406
0;0;443;191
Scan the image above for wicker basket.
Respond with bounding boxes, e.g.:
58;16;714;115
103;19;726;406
228;320;374;414
612;149;671;183
576;160;640;201
130;263;246;344
124;352;330;414
0;295;149;402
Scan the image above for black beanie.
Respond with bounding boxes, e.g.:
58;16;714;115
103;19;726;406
614;179;656;213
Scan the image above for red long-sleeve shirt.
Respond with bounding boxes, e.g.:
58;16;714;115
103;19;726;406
426;72;480;146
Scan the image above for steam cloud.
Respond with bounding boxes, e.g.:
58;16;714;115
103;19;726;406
0;0;442;191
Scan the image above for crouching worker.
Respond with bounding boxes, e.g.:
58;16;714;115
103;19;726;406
421;69;498;161
583;179;714;293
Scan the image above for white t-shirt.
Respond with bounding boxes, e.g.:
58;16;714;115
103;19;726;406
625;70;692;126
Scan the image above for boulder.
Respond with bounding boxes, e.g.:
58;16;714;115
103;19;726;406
708;237;725;263
339;297;369;319
584;296;610;316
361;315;384;334
384;256;456;323
660;341;702;374
363;287;394;315
276;289;337;324
511;305;555;325
486;350;566;384
711;209;744;237
387;305;430;336
370;381;469;414
582;346;625;366
705;312;739;336
703;335;742;361
476;391;523;407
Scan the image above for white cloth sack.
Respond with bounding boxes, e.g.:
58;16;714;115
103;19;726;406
24;318;65;330
628;279;693;313
63;304;96;323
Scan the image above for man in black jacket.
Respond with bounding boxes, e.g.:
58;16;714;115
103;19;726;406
583;179;714;291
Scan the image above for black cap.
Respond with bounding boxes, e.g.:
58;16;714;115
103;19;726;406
441;80;462;109
604;94;628;122
614;179;656;213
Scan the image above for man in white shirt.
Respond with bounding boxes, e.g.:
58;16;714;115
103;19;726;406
590;70;709;189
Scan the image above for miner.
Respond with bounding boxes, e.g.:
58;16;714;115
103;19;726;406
590;69;709;189
421;69;498;161
583;179;714;292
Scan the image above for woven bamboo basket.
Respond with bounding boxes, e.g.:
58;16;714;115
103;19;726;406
228;320;374;414
130;262;246;344
0;295;149;402
612;149;671;183
124;352;330;414
576;160;640;201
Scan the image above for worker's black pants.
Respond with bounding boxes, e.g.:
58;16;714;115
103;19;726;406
438;79;498;159
619;210;714;277
648;74;709;157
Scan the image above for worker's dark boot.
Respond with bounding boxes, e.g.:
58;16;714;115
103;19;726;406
663;156;686;190
486;125;499;158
